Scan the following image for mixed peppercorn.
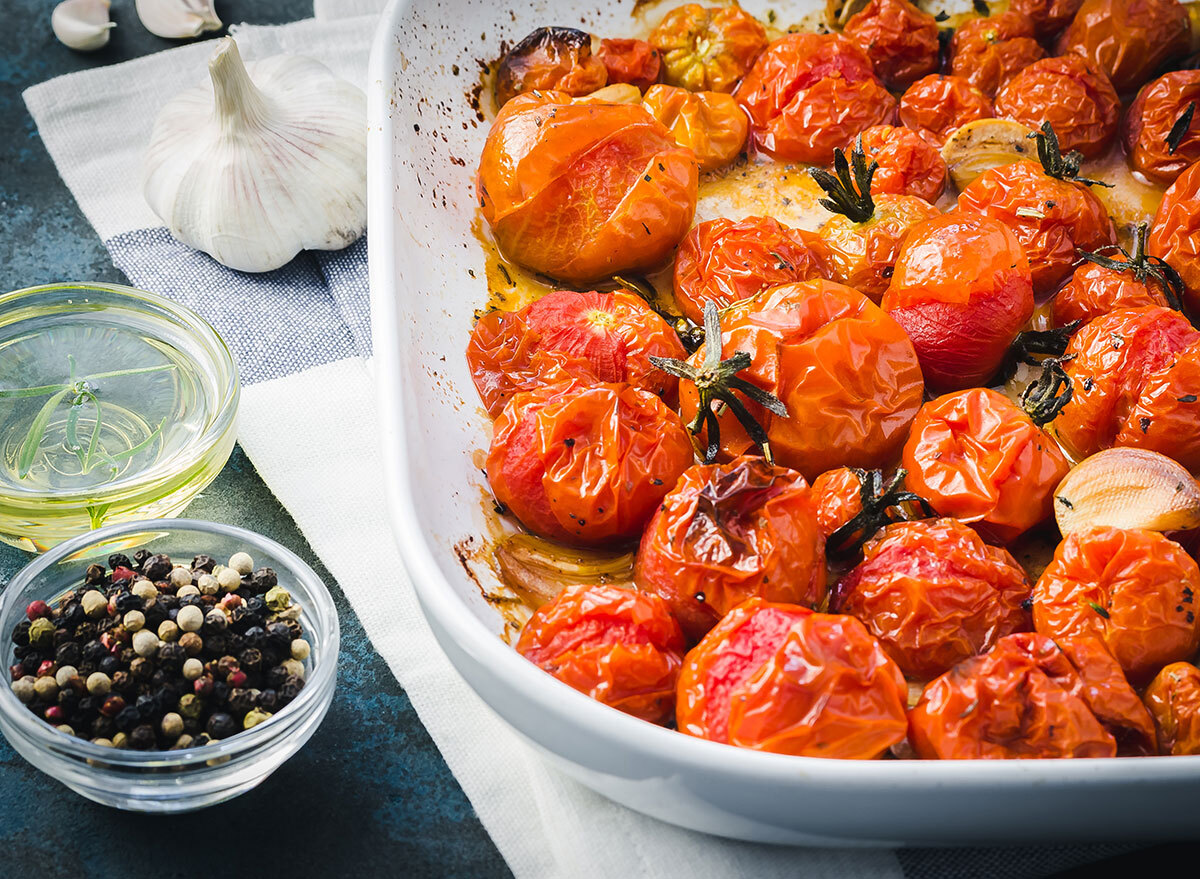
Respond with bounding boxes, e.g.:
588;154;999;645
8;548;310;750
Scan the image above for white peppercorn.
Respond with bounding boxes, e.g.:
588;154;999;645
229;551;253;575
86;672;112;695
217;567;242;592
131;579;158;601
160;712;184;739
81;589;108;618
158;620;180;642
197;573;219;596
55;725;74;736
132;630;160;658
177;604;204;633
91;737;114;747
182;658;204;680
33;676;58;701
290;638;311;661
123;610;146;632
172;734;194;750
55;666;79;688
176;584;200;599
169;567;193;588
11;676;35;704
281;658;306;681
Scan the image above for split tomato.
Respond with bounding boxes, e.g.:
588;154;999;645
842;0;940;91
476;91;697;284
493;27;607;107
486;382;694;546
677;599;909;759
898;74;994;148
641;84;748;171
854;124;947;204
948;10;1046;98
833;518;1032;680
1144;662;1200;756
908;632;1157;759
634;456;826;643
736;33;898;164
1124;71;1200;185
995;54;1120;159
648;3;768;93
671;216;831;324
596;38;661;91
1149;160;1200;311
881;213;1034;393
1033;527;1200;684
466;289;686;417
901;388;1071;544
1055;0;1190;95
516;583;685;724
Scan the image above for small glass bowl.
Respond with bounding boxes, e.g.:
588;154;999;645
0;283;239;551
0;519;339;812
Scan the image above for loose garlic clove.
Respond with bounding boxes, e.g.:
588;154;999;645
52;0;115;52
135;0;221;40
142;37;367;273
941;119;1037;191
1054;448;1200;537
494;534;634;609
574;83;643;105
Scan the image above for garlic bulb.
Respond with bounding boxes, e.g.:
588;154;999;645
52;0;115;52
142;37;367;273
135;0;221;40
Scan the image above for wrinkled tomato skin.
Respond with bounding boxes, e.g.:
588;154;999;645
855;124;947;203
1124;71;1200;185
1056;0;1190;96
677;599;909;758
1144;662;1200;755
842;0;940;91
908;632;1157;759
882;213;1035;393
996;55;1120;159
486;382;694;546
902;389;1071;544
679;280;925;480
898;74;994;148
648;3;768;93
634;457;826;643
833;518;1032;680
812;467;865;538
476;91;697;285
1054;306;1200;464
736;33;899;164
1033;527;1200;684
1052;256;1172;327
1149;161;1200;311
957;160;1118;296
516;583;686;724
493;28;608;108
1009;0;1084;39
597;38;662;92
672;217;832;324
949;11;1047;99
642;85;749;172
818;194;943;302
466;290;686;417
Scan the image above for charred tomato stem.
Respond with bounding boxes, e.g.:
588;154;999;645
1076;223;1187;313
612;273;705;352
1029;122;1112;188
1021;355;1076;426
808;136;878;224
827;468;936;558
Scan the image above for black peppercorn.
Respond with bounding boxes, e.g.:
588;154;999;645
133;549;152;570
58;688;80;710
20;657;41;676
142;600;166;629
77;695;99;717
135;693;159;719
191;554;216;573
111;671;132;692
206;712;237;739
11;620;30;647
227;688;255;715
242;626;265;648
224;632;245;654
129;724;156;749
265;623;291;650
212;681;230;704
142;554;173;581
85;563;106;584
119;648;137;666
114;704;141;732
265;666;289;689
74;622;97;643
61;602;85;628
250;568;277;594
179;593;204;608
204;633;229;656
278;676;303;705
91;716;115;738
55;641;81;667
96;617;117;635
157;642;186;669
113;593;144;614
108;553;133;571
158;594;180;612
12;644;32;660
257;689;279;712
98;655;120;676
238;648;263;671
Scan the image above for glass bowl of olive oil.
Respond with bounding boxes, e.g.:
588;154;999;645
0;283;239;551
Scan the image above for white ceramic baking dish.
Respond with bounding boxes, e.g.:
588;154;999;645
367;0;1200;845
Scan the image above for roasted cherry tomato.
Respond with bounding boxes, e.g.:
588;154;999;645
842;0;940;91
855;124;947;203
635;456;826;642
898;74;994;148
902;389;1071;544
679;280;925;480
1054;306;1200;467
818;199;941;303
516;583;685;724
908;632;1157;759
948;10;1047;98
641;84;749;171
477;91;697;284
596;37;661;91
672;216;831;324
1144;662;1200;755
648;3;768;93
833;518;1032;680
995;55;1119;159
466;289;686;417
677;599;909;758
486;382;694;546
957;159;1118;296
1149;159;1200;310
1055;0;1190;95
1051;228;1176;327
882;213;1034;393
1033;527;1200;683
1009;0;1084;39
736;33;898;164
1124;71;1200;185
493;27;608;107
811;467;864;538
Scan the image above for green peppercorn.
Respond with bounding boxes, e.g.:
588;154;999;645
264;586;292;612
243;708;272;729
178;693;203;720
28;617;56;648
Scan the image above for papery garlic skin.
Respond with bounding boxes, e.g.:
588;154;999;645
52;0;115;52
142;37;367;273
135;0;221;40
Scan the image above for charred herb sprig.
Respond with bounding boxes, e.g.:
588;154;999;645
827;469;936;558
1077;222;1186;312
1167;101;1196;156
1029;122;1112;188
808;137;878;223
1020;355;1076;426
650;302;787;464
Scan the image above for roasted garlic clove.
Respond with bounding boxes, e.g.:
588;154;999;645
135;0;221;40
574;83;643;104
52;0;115;52
1054;448;1200;537
941;119;1037;191
493;534;635;609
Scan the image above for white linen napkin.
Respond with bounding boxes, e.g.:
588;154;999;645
22;3;1128;876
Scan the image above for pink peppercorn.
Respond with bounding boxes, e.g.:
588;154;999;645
194;677;214;697
44;705;65;724
10;664;23;682
37;661;56;678
227;670;248;688
111;566;136;583
25;600;51;621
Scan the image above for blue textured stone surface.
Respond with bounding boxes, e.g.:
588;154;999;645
0;2;509;876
